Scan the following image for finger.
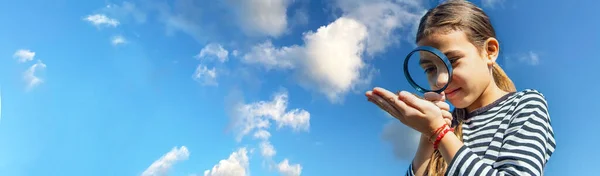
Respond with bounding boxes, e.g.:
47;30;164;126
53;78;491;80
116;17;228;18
441;110;453;126
396;90;433;113
441;110;453;121
372;87;423;118
434;101;450;111
373;87;400;101
368;94;403;119
423;92;444;102
444;118;452;126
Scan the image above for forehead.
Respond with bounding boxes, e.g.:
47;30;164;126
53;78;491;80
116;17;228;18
417;30;474;52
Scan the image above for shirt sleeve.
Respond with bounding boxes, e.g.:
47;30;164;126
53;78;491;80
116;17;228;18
445;90;556;176
406;163;415;176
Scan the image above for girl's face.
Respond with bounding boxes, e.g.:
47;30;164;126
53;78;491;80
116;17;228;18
417;30;496;109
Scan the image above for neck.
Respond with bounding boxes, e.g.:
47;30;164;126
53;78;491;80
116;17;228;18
466;82;509;113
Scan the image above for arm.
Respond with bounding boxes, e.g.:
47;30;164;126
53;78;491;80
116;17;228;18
437;91;556;176
407;134;436;176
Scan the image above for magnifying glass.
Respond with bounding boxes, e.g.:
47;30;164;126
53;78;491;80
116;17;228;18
403;46;453;94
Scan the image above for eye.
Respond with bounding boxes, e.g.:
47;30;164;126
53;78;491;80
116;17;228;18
423;66;437;74
449;57;459;64
447;57;460;68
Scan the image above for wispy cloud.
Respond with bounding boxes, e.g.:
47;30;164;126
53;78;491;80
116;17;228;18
191;43;229;86
84;14;120;27
103;1;147;24
111;35;127;45
216;89;307;175
24;60;47;90
196;43;229;63
520;51;540;65
503;51;542;69
231;0;292;37
141;146;190;176
192;65;218;86
241;40;298;71
381;120;420;160
482;0;506;9
230;90;310;142
13;49;35;63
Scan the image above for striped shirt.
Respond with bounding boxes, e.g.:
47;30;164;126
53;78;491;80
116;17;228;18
406;89;556;176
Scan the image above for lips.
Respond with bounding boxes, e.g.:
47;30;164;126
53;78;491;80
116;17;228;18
444;88;461;98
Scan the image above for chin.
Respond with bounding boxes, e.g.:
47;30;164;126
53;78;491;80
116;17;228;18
448;96;472;109
449;100;469;109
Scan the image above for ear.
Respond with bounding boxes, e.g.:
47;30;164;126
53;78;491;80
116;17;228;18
484;38;500;66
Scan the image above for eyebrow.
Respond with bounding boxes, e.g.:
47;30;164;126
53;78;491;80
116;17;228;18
418;49;463;65
443;50;462;57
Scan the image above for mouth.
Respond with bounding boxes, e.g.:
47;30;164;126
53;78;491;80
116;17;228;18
444;88;461;97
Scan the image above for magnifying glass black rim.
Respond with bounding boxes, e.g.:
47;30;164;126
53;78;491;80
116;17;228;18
403;46;453;94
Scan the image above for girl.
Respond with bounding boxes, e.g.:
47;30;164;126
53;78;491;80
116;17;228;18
365;1;556;176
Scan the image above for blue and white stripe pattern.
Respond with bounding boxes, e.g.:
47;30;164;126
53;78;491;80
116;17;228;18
406;89;556;176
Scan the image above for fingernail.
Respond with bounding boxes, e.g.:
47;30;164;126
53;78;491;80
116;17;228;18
399;91;408;97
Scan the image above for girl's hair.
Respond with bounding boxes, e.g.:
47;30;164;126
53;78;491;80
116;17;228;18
415;1;516;175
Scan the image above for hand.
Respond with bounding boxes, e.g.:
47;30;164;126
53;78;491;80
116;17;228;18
366;87;446;137
423;92;453;127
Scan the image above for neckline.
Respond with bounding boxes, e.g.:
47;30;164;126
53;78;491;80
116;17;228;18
463;91;517;119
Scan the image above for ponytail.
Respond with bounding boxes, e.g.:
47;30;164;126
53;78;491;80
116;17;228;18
492;64;516;92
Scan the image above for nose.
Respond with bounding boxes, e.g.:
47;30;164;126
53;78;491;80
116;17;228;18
434;72;449;89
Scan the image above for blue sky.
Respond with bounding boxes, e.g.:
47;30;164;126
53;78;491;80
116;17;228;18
0;0;597;175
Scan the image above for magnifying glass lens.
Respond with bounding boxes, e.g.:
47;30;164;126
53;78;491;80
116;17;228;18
406;49;450;93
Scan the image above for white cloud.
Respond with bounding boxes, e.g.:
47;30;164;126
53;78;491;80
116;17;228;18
196;43;229;63
142;146;190;176
240;0;427;103
298;17;371;103
203;148;250;176
333;0;425;56
112;35;127;45
84;14;120;27
381;120;420;160
232;0;292;37
13;49;35;63
231;90;310;142
242;17;374;103
24;60;47;90
192;64;218;86
277;159;302;176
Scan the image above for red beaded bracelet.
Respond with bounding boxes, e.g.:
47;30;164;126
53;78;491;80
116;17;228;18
433;127;454;150
428;123;448;143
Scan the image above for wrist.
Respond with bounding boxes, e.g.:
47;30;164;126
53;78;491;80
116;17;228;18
426;120;448;143
433;126;454;150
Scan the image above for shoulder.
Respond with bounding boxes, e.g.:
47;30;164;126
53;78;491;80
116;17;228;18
507;89;553;132
512;89;549;110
